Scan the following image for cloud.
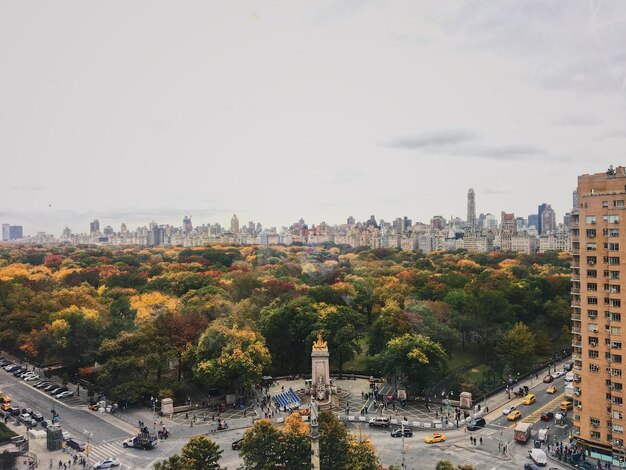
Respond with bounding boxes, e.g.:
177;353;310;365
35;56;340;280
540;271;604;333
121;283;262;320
553;115;600;127
385;130;542;161
385;130;478;149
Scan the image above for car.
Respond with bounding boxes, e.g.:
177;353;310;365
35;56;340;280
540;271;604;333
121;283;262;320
18;413;31;423
12;368;25;376
88;403;100;411
560;401;573;411
546;385;557;394
231;438;244;450
23;374;39;381
521;394;536;405
0;395;11;404
466;417;486;431
563;362;574;371
43;384;59;392
4;364;17;372
551;370;565;379
424;432;446;444
35;382;52;389
40;419;53;428
502;405;517;415
543;374;554;383
524;464;541;470
368;417;390;427
33;380;47;387
31;411;43;421
93;458;120;469
66;438;86;452
62;430;72;441
391;427;413;438
540;411;554;421
528;448;548;466
507;410;522;421
47;386;62;394
9;406;20;416
0;404;10;412
56;391;74;399
21;408;32;415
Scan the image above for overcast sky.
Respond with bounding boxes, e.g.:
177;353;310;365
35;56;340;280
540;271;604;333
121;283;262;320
2;1;626;235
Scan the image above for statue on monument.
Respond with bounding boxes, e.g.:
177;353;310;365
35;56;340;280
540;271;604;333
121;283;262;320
310;398;319;427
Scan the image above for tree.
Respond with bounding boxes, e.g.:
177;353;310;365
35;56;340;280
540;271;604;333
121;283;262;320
259;298;318;373
314;304;364;375
495;322;536;372
435;461;455;470
194;323;271;390
154;435;222;469
240;419;287;470
347;435;379;470
319;410;351;469
379;333;447;393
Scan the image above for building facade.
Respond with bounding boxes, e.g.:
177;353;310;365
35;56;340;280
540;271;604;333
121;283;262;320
573;166;626;459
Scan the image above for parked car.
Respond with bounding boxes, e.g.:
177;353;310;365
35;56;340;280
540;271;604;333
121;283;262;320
53;387;68;395
66;438;85;452
391;427;413;438
4;364;17;372
540;411;554;421
9;406;20;416
551;370;565;379
18;413;31;423
35;382;52;389
40;419;53;428
56;391;74;399
31;411;43;421
46;385;62;394
23;374;39;381
424;432;446;443
43;384;59;392
542;374;554;383
466;417;486;431
93;458;120;469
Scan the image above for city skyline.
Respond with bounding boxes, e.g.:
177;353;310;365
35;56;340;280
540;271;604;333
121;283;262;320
2;2;626;235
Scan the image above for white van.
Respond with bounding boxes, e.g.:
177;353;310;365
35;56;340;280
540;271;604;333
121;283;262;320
529;448;547;466
537;428;548;442
565;372;574;382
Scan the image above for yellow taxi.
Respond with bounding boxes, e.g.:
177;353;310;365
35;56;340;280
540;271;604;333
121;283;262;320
424;433;446;444
0;395;11;404
560;401;573;411
0;403;11;412
546;385;557;394
521;394;536;405
507;410;522;421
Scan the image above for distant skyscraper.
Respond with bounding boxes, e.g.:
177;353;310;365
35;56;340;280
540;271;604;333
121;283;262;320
9;226;23;240
539;204;556;234
430;216;446;231
120;223;128;234
347;216;355;227
90;219;100;235
183;216;193;234
467;188;476;232
572;189;578;210
528;213;538;229
1;224;9;241
231;214;239;234
103;226;114;236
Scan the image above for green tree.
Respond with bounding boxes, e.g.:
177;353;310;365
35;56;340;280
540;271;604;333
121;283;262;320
347;436;379;470
319;410;350;470
435;461;455;470
154;435;222;469
259;298;318;373
314;304;364;375
379;333;447;393
495;322;536;372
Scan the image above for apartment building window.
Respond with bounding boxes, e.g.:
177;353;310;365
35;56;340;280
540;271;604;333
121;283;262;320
587;216;597;224
587;243;597;251
588;297;598;305
587;229;597;237
615;200;625;207
607;285;621;294
612;327;622;335
605;243;621;251
591;431;601;439
590;364;600;372
613;369;622;377
588;283;598;291
614;397;623;406
611;299;622;308
588;256;598;265
615;383;623;392
588;269;598;277
611;355;622;364
611;271;621;279
614;424;624;433
605;257;621;265
590;337;599;346
604;215;620;224
604;228;621;237
613;410;624;420
589;350;599;359
591;418;601;427
612;313;622;322
588;310;598;319
613;342;623;350
603;201;609;208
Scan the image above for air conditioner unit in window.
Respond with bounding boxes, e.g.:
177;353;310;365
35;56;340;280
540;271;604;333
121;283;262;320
590;261;596;265
578;405;583;409
575;391;581;396
591;341;598;346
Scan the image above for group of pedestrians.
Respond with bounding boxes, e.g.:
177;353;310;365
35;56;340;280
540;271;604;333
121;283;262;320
469;436;482;445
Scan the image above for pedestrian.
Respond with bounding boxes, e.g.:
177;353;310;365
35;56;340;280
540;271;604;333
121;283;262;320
469;436;472;444
479;437;483;445
185;412;189;420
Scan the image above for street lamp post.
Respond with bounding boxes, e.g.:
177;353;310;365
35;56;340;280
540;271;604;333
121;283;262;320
83;429;93;468
151;397;159;431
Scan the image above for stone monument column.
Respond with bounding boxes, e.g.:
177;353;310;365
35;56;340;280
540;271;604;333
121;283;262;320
310;399;320;470
311;335;330;399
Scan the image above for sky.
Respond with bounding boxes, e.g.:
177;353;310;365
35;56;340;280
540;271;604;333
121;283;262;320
2;1;626;236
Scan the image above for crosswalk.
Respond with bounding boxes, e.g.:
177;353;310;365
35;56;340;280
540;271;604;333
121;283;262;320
446;445;491;468
84;439;125;466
